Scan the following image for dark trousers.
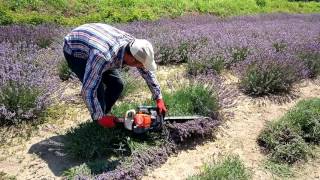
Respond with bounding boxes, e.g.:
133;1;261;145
63;51;124;114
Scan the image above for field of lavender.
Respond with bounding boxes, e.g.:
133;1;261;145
0;14;320;179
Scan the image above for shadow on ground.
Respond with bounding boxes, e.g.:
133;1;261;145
28;135;80;176
28;135;120;177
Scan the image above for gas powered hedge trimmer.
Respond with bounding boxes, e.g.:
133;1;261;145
116;105;206;134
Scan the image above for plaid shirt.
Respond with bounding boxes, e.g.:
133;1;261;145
63;23;162;120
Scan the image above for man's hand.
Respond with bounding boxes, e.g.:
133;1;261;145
97;115;116;128
156;99;167;115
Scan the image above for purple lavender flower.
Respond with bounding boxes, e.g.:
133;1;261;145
0;42;60;124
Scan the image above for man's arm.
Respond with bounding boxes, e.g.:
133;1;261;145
82;49;109;120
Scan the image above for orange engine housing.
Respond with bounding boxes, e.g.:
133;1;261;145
134;113;152;128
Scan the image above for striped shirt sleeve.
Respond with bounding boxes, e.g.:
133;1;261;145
81;49;109;120
137;67;162;100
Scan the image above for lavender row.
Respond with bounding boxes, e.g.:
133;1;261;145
119;14;320;78
123;14;319;95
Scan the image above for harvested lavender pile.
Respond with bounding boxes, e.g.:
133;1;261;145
167;117;221;143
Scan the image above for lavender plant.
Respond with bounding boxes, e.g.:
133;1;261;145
163;84;219;117
236;49;309;96
188;155;251;180
258;98;320;164
0;24;63;48
297;41;320;78
0;42;60;125
257;120;310;164
285;98;320;144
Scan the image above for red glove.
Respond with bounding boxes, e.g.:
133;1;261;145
156;99;167;114
97;115;116;128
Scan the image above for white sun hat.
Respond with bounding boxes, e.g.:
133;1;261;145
129;39;157;71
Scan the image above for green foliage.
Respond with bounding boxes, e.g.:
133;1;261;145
187;56;225;75
58;59;72;81
63;164;92;180
209;56;226;74
178;41;196;63
258;120;310;164
188;155;251;180
0;171;16;180
187;61;208;76
263;160;295;178
119;71;143;99
63;159;118;179
299;51;320;78
226;47;250;68
65;122;128;160
271;137;310;164
64;119;161;160
36;37;53;49
240;63;297;96
163;84;219;116
288;0;320;2
158;40;201;65
256;0;267;7
0;81;41;125
0;9;13;25
258;98;320;165
285;98;320;144
0;82;39;112
273;41;287;52
111;102;138;117
2;0;320;25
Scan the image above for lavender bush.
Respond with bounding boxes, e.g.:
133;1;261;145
0;41;61;125
257;98;320;164
235;49;309;95
297;41;320;78
0;24;63;48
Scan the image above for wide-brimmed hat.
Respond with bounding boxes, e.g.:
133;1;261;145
129;39;156;71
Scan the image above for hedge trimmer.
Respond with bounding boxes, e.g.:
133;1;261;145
117;105;206;134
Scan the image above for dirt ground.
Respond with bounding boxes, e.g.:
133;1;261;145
0;66;319;180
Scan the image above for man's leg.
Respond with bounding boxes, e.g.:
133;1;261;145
63;51;106;112
102;69;124;114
